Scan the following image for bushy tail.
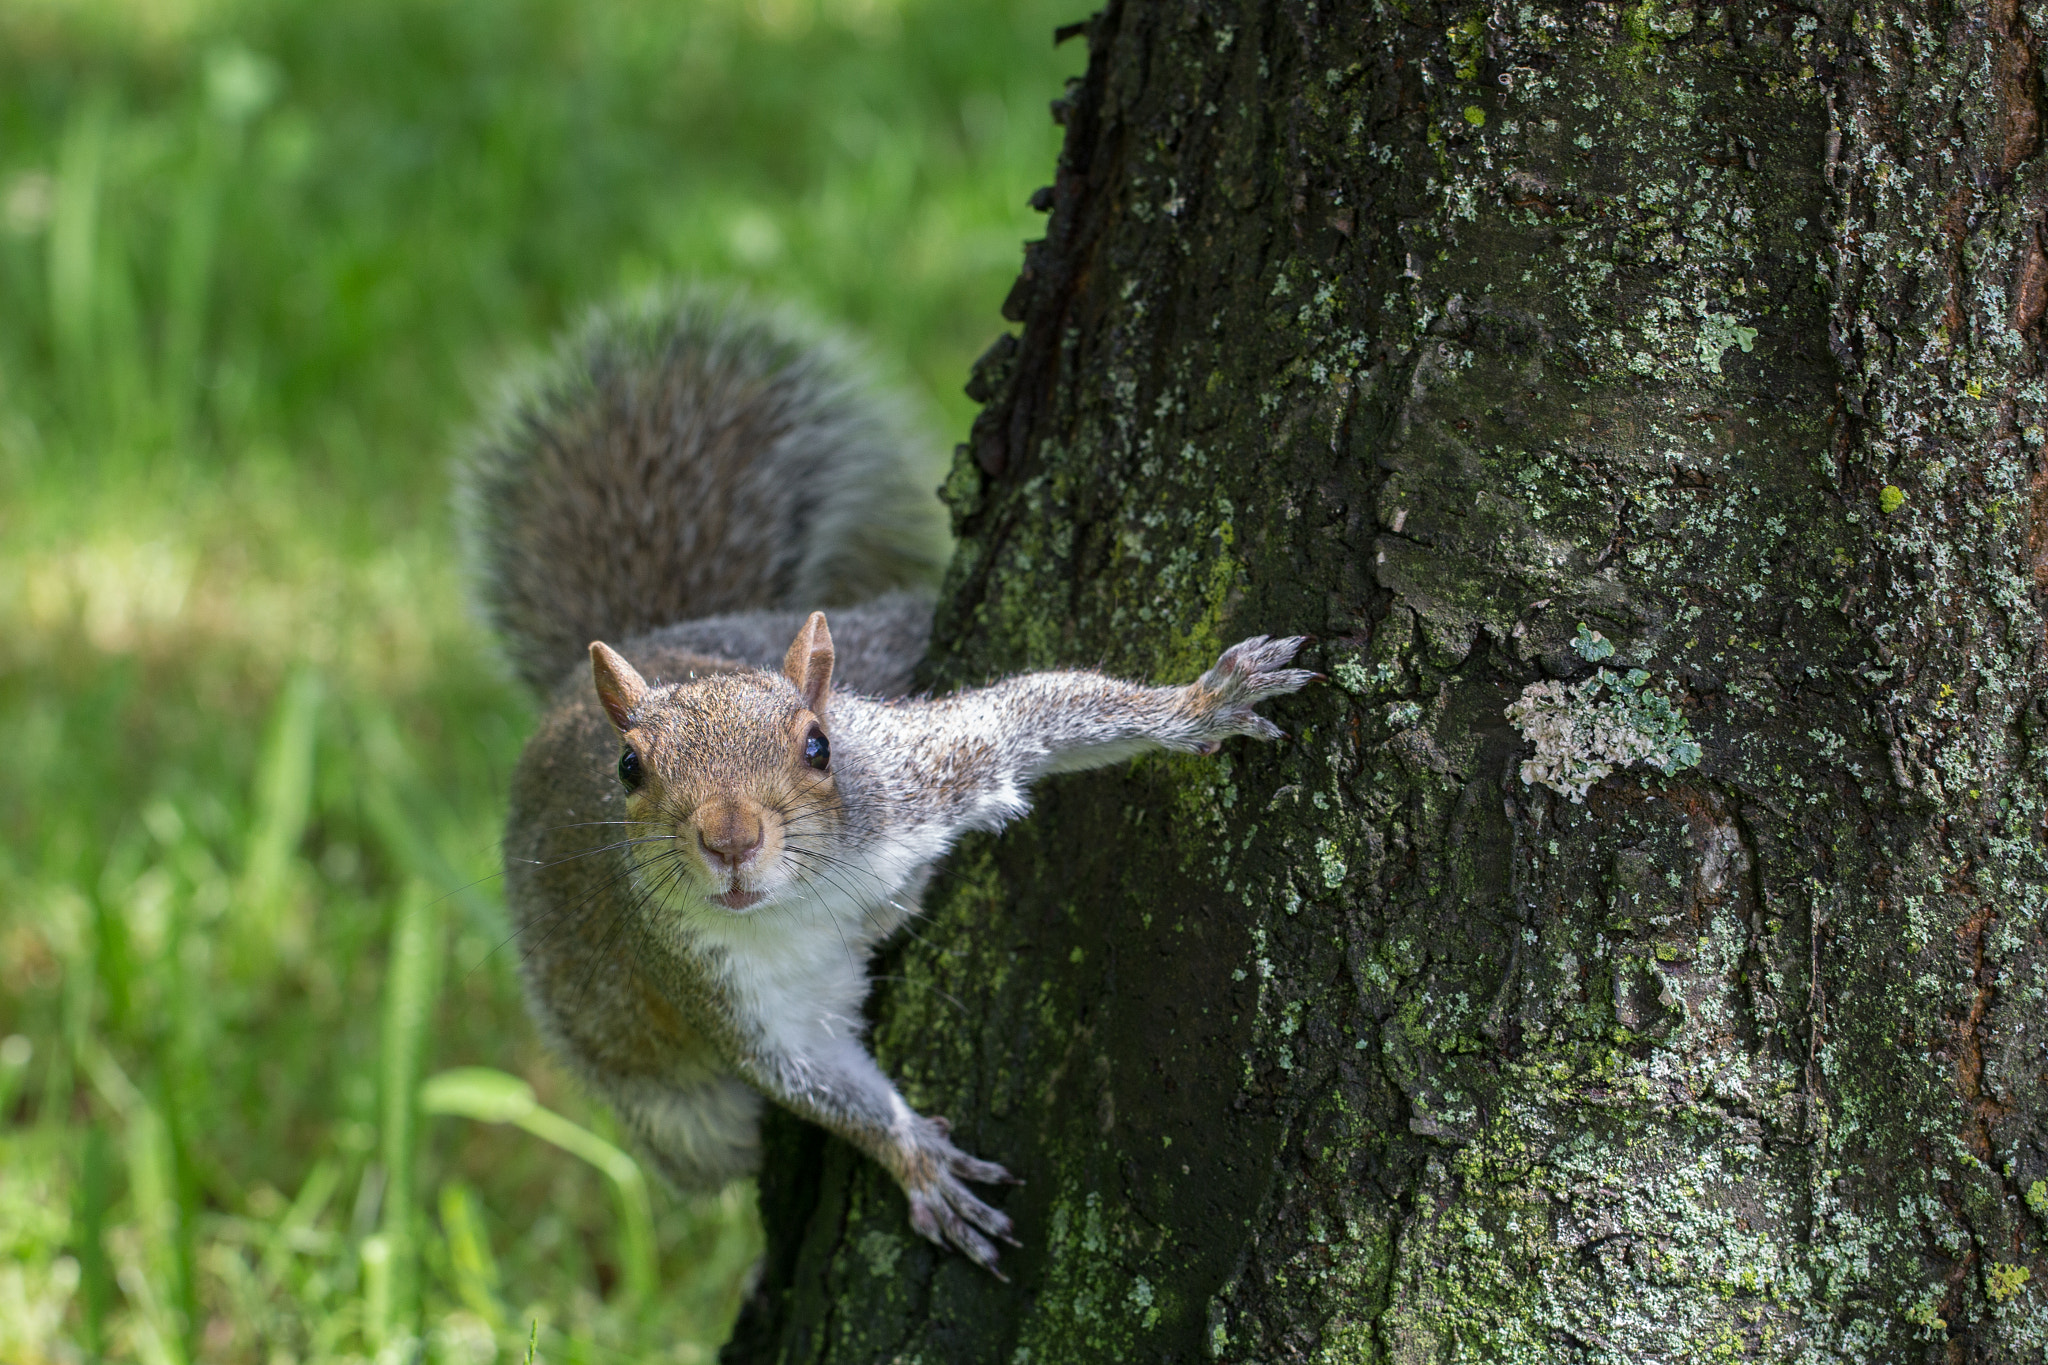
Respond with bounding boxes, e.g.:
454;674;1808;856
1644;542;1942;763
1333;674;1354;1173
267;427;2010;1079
456;290;949;692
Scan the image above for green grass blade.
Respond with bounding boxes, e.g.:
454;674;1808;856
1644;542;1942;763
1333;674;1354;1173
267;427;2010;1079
377;878;445;1345
438;1180;507;1331
74;1121;116;1364
49;87;110;415
159;131;222;439
45;913;93;1133
516;1104;658;1310
0;1033;35;1123
354;700;502;930
262;1155;341;1287
359;1231;394;1352
121;1099;189;1365
240;665;321;965
77;1044;186;1360
420;1066;658;1310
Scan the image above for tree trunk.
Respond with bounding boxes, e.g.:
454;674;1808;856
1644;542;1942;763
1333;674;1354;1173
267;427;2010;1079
725;2;2048;1360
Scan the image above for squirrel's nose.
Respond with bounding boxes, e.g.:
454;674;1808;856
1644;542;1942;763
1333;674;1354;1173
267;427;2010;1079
697;804;765;871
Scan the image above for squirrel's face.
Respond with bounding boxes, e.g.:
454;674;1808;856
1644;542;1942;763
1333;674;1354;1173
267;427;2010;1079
589;613;842;917
613;673;843;913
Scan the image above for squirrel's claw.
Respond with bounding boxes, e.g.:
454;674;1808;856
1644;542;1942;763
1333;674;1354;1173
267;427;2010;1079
1188;634;1317;746
901;1118;1018;1276
907;1176;1014;1275
1201;634;1317;699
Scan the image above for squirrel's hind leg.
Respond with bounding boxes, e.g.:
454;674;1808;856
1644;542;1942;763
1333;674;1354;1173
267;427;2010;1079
604;1072;765;1191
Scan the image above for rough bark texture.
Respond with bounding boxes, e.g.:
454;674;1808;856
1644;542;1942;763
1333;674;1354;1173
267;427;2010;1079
725;2;2048;1360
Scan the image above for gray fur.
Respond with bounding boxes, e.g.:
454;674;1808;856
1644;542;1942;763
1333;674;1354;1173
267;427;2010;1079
456;289;948;692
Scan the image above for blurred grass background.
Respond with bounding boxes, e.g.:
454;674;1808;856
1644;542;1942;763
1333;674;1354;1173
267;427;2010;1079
0;0;1080;1358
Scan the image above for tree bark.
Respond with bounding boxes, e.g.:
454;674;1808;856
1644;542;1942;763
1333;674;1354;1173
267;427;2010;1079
726;2;2048;1360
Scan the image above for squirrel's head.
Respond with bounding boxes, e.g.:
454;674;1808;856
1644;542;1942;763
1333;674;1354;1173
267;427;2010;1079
588;612;842;915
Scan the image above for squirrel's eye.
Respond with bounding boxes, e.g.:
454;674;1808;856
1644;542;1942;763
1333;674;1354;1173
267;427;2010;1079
803;724;830;772
618;749;643;790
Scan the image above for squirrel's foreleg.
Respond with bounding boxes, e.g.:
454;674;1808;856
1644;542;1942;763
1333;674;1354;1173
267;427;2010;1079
735;1034;1018;1272
858;634;1316;842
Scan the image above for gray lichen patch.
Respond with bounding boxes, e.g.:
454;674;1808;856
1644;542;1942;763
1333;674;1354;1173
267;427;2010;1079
1506;665;1703;801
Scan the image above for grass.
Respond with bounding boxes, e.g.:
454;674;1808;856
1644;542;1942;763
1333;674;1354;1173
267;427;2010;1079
0;0;1082;1358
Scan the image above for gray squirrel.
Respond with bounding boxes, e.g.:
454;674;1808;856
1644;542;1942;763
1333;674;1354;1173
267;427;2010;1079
458;291;1313;1273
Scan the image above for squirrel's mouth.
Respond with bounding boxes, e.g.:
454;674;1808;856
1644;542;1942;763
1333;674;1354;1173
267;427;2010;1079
711;888;764;911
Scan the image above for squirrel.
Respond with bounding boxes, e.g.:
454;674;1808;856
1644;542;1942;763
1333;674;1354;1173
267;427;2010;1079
458;290;1314;1273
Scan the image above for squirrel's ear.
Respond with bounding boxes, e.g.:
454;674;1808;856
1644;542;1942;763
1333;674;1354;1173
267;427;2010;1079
589;642;648;733
781;611;835;714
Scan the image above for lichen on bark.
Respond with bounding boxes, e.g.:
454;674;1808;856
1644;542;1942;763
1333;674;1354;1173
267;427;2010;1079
725;3;2048;1362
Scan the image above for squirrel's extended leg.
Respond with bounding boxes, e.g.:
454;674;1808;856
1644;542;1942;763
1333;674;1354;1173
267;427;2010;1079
735;1035;1018;1271
845;634;1317;842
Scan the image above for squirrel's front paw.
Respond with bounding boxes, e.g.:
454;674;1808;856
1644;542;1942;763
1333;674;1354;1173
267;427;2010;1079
1187;635;1317;750
898;1116;1020;1277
